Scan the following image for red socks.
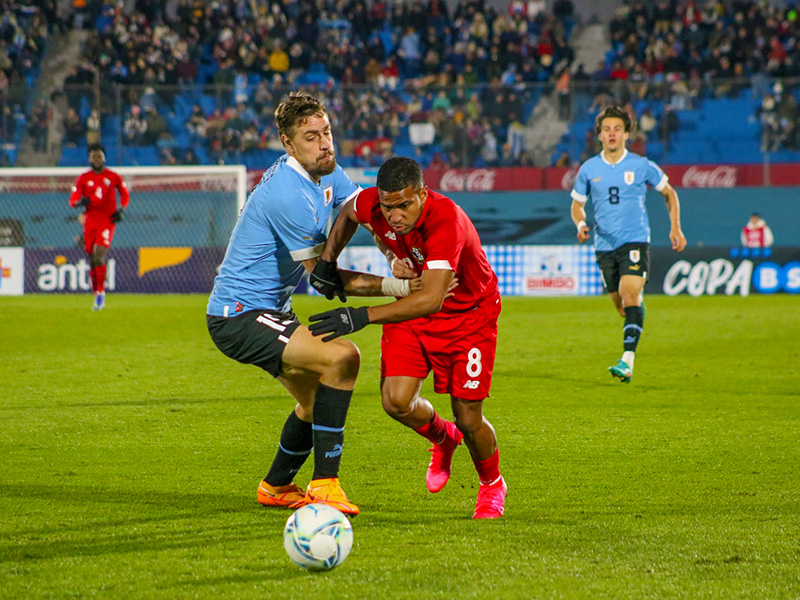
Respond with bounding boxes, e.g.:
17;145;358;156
95;264;107;293
473;448;501;485
414;412;448;445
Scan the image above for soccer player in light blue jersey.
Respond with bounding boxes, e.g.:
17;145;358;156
570;106;687;383
206;92;417;515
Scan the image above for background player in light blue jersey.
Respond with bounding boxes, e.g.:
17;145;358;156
207;92;417;515
570;106;687;383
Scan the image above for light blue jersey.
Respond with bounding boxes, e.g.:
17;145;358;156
571;150;668;252
207;155;360;317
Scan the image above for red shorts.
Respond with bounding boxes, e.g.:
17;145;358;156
380;290;501;401
83;219;115;254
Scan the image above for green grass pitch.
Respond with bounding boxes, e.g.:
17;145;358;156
1;293;798;599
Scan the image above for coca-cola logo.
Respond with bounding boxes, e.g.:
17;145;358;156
561;167;579;190
681;166;737;188
439;169;497;192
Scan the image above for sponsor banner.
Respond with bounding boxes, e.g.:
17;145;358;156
310;245;605;298
651;247;800;296
416;164;800;191
21;245;800;296
485;245;604;296
25;247;225;294
0;247;24;295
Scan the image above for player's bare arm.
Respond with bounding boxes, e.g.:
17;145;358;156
320;199;361;263
308;268;454;341
303;257;421;298
571;199;590;243
367;268;453;324
660;183;687;251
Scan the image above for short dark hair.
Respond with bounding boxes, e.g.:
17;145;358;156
595;106;633;134
274;92;327;139
377;157;424;193
88;143;105;154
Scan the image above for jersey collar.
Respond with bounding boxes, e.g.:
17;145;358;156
286;155;318;184
600;148;628;166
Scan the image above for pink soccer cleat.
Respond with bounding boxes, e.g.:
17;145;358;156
426;421;463;493
472;476;507;519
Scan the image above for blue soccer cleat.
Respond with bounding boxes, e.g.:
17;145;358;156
92;293;105;311
609;359;632;383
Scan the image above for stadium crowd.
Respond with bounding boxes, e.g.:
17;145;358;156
590;0;799;155
6;0;799;168
0;0;67;163
62;0;576;167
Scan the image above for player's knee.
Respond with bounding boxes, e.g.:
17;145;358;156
452;401;484;435
324;339;360;382
380;390;411;419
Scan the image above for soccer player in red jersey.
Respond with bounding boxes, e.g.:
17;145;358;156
68;144;129;310
308;157;506;519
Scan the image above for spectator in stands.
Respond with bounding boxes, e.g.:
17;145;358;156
659;106;679;149
757;94;780;152
638;109;657;140
186;104;207;143
555;150;571;167
741;213;774;248
0;105;15;144
398;27;422;78
124;106;147;145
29;99;49;153
181;148;200;165
63;107;84;147
143;105;170;145
85;108;100;146
556;67;571;121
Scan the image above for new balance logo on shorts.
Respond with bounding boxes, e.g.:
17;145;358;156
463;380;480;389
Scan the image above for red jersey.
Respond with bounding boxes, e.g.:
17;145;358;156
69;169;130;220
353;187;498;314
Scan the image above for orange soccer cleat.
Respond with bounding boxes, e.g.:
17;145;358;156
257;480;308;508
472;476;507;519
426;421;464;493
298;477;360;516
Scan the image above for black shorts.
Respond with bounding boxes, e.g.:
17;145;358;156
207;309;302;378
595;242;650;294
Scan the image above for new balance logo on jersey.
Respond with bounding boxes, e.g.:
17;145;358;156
463;380;480;389
384;231;396;240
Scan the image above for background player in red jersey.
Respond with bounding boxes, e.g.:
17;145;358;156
68;144;129;310
308;157;507;519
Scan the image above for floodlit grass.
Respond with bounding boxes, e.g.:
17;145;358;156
1;293;798;599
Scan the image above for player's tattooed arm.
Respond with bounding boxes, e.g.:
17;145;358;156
304;257;414;298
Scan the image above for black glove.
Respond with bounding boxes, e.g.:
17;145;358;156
308;306;370;342
110;209;124;223
310;258;346;302
77;197;90;208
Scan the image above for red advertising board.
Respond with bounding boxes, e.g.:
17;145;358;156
417;164;800;192
244;163;800;192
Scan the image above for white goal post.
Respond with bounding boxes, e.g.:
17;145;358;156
0;165;248;294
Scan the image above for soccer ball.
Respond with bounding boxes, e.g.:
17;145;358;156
283;503;353;571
